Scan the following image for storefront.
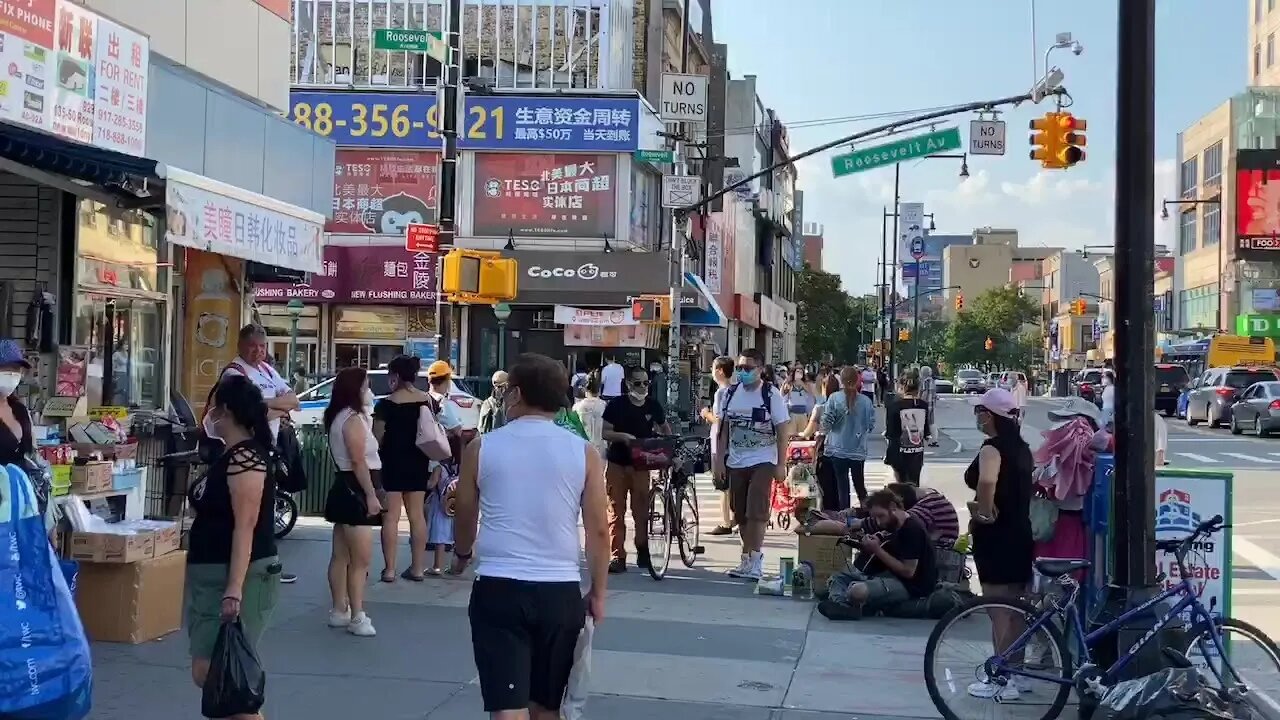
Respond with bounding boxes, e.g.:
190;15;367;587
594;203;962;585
253;240;443;374
759;294;787;363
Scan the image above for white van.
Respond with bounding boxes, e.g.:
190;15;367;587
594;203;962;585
292;369;481;430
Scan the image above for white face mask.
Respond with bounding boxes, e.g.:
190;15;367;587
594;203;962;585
362;388;375;408
203;411;222;441
0;372;20;396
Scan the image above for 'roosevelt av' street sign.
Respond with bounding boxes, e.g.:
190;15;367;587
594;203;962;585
830;127;963;178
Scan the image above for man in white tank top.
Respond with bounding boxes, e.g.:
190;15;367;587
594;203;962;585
451;353;609;719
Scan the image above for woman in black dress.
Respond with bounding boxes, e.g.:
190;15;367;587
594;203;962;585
372;355;436;582
964;387;1035;700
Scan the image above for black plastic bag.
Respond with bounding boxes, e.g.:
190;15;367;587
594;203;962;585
1096;668;1240;720
201;619;266;718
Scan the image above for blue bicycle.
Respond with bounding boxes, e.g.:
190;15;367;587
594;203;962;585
923;515;1280;720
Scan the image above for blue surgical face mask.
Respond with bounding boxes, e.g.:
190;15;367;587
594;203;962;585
737;369;759;385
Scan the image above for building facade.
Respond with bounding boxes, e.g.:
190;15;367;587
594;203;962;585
800;221;824;271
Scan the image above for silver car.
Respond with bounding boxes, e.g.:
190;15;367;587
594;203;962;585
956;368;986;394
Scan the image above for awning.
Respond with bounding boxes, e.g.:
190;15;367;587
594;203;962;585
680;272;727;327
0;121;160;202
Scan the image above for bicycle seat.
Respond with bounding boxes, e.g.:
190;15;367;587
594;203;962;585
1034;558;1091;576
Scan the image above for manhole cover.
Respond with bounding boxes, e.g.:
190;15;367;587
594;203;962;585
738;680;773;691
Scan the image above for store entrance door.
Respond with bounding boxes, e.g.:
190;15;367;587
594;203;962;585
269;338;319;377
334;342;401;369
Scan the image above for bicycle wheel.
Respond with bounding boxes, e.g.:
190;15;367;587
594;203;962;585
1184;617;1280;693
645;484;673;580
678;481;700;568
274;492;298;539
924;596;1073;720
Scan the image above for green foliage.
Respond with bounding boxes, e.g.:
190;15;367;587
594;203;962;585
795;267;877;363
940;287;1041;371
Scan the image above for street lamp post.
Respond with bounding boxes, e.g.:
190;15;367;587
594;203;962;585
285;299;304;378
493;302;513;371
1161;198;1223;329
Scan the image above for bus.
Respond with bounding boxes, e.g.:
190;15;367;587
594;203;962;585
1159;335;1277;379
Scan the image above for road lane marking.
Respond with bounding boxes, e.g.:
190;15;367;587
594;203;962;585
1236;518;1280;528
1234;536;1280;584
1174;452;1219;463
1222;452;1280;463
1233;587;1280;596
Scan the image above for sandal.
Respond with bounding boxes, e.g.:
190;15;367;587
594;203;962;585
379;570;397;583
426;567;442;576
400;568;425;582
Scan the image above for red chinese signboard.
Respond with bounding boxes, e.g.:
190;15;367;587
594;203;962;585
0;0;56;46
471;152;617;238
253;245;438;304
330;149;440;234
406;223;439;253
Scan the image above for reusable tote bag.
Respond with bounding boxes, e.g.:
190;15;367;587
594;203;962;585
0;463;92;720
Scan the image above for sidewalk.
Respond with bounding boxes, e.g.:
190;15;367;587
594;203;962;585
89;472;964;719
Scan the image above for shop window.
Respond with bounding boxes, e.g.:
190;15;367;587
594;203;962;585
73;298;165;409
76;199;162;293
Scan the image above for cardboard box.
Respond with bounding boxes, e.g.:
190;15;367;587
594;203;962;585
118;520;181;558
797;533;852;588
68;530;154;564
74;550;186;644
70;461;113;494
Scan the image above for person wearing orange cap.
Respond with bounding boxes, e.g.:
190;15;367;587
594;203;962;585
426;361;464;434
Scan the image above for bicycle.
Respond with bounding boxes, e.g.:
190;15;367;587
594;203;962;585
923;514;1280;720
638;435;709;581
153;448;298;540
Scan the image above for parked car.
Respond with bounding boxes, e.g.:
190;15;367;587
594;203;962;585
1185;366;1280;428
1153;363;1191;416
292;370;481;430
1176;381;1194;419
1228;381;1280;436
933;378;954;394
955;368;986;394
1071;368;1105;406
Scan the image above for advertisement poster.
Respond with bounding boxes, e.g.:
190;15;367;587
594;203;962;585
563;324;653;349
0;0;56;131
51;0;95;144
253;245;438;304
183;249;244;413
92;14;147;154
552;305;637;327
472;153;617;238
330;149;439;234
1154;473;1230;621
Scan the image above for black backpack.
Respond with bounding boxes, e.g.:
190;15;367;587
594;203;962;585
718;381;777;434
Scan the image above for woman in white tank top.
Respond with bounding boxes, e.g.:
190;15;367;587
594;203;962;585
450;353;610;716
321;368;384;638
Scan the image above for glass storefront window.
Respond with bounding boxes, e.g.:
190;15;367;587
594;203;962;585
73;297;165;409
77;199;164;293
333;305;408;370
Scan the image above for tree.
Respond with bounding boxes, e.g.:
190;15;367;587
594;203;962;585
796;267;864;362
940;286;1042;372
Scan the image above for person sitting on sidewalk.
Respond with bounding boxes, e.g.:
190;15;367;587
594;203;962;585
818;489;938;621
799;482;960;544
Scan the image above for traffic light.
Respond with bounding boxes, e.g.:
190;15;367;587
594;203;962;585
898;328;910;342
442;249;518;302
1030;112;1087;169
1058;113;1086;168
984;337;994;352
955;292;964;312
1071;298;1087;316
631;294;672;324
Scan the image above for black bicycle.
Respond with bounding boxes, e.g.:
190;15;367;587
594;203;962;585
639;435;709;580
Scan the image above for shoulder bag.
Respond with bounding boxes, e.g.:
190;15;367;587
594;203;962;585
416;404;452;461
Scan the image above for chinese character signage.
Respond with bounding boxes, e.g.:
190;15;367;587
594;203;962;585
704;214;723;295
0;1;148;155
472;152;617;238
165;167;324;274
253;245;438;305
330;149;439;233
288;91;642;152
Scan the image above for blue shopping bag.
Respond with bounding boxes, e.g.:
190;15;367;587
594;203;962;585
0;463;92;720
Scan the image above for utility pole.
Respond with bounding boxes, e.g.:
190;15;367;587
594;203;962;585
1112;0;1159;672
435;0;463;365
665;0;694;419
887;163;900;385
912;270;922;363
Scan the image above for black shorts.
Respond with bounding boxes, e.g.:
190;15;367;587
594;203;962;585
469;576;586;712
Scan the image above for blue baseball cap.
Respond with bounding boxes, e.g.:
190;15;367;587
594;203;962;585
0;339;31;368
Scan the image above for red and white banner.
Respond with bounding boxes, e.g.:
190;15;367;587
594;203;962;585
553;305;638;327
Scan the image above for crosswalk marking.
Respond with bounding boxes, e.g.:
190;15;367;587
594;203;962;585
1222;452;1280;464
1175;452;1219;463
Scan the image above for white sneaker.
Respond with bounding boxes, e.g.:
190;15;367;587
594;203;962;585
966;678;1021;701
347;612;376;637
327;608;351;628
730;551;764;580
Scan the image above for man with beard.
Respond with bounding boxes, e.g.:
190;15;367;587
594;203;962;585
819;488;937;621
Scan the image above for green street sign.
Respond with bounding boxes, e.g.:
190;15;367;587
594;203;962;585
633;149;674;164
830;127;963;178
374;29;446;62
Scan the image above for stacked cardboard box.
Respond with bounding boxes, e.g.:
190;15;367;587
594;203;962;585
69;520;185;644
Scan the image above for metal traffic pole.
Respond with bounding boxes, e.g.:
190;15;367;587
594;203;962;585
434;0;463;364
664;0;695;419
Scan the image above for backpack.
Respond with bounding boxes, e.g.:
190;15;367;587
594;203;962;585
717;381;778;438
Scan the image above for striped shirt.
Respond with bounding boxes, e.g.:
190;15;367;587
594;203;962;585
863;489;960;544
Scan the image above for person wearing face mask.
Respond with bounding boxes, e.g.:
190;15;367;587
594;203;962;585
963;388;1035;700
713;349;791;580
601;366;671;573
0;340;33;471
371;355;435;582
1100;369;1117;431
703;356;738;536
185;375;281;717
478;370;510;434
322;367;384;637
572;370;608;458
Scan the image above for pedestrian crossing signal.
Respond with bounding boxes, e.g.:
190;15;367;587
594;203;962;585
442;249;518;302
631;295;671;324
984;337;994;352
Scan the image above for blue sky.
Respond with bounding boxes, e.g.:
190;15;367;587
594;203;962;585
710;0;1245;295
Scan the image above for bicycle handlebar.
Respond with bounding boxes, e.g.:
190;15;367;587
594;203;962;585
1155;514;1227;564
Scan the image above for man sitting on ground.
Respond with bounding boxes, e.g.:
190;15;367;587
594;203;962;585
799;482;959;545
818;489;938;621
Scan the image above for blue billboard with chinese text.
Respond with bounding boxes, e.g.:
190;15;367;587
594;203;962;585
287;91;643;152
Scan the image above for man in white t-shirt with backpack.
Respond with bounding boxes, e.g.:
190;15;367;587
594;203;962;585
712;348;790;580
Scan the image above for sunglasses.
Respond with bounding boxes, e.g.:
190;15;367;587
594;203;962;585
629;379;650;387
735;364;757;372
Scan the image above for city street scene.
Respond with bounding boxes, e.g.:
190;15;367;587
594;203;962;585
0;0;1277;719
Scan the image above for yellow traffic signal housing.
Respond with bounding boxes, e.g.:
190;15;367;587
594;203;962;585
897;328;910;342
1071;298;1087;316
442;249;518;302
984;337;994;351
1058;114;1086;167
954;292;964;312
1030;112;1066;169
632;294;672;324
